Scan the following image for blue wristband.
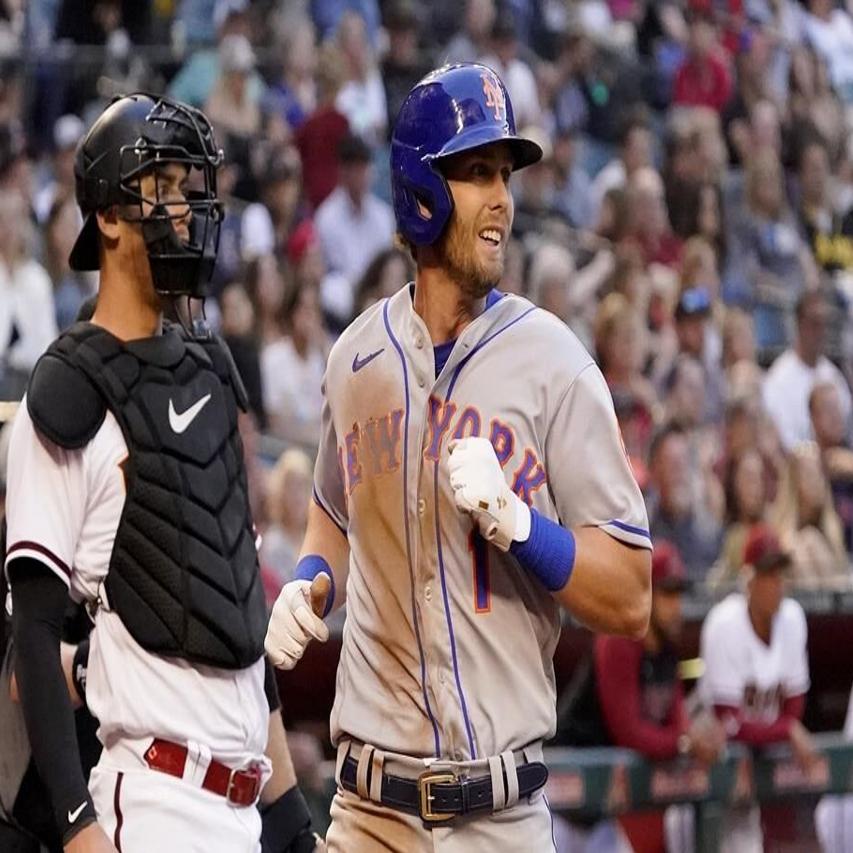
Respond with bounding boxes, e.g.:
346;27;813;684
509;508;575;592
293;555;335;617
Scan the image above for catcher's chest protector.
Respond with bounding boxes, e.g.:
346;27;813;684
29;323;267;668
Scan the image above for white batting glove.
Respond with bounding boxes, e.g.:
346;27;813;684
265;576;331;670
447;437;531;551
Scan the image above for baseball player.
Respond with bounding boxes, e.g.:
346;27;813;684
266;63;652;851
4;94;320;853
699;523;816;853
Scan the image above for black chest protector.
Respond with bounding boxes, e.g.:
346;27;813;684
26;322;267;669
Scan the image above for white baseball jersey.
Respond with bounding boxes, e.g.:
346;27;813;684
699;593;810;720
3;405;270;770
314;285;651;760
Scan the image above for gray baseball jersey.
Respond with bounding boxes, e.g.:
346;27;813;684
314;285;651;761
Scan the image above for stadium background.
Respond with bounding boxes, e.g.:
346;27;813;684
3;0;853;849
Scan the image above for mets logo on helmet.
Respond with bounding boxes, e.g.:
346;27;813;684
481;71;506;121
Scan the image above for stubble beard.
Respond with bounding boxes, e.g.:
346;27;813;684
438;215;504;300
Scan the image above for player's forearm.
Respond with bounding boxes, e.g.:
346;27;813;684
261;709;298;804
555;527;651;638
9;560;96;843
714;696;806;745
299;498;350;613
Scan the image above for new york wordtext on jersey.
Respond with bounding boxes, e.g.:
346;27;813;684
338;396;547;505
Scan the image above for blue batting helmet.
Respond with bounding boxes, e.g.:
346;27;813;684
390;63;543;247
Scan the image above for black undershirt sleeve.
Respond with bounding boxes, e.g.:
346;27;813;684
9;558;97;843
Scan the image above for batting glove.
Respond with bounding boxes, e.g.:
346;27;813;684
447;437;531;551
265;577;331;670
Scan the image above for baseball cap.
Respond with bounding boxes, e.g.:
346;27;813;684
675;286;712;320
651;540;689;592
743;523;791;573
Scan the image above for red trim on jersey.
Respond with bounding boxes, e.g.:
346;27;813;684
114;771;124;851
6;541;71;577
713;694;806;745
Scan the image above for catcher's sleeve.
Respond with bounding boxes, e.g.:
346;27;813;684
9;558;96;843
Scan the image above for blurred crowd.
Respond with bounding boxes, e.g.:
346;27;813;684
2;0;853;604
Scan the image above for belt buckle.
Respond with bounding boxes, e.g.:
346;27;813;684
418;771;456;824
226;765;261;806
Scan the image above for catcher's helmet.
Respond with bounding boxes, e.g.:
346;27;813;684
390;63;542;247
69;93;224;299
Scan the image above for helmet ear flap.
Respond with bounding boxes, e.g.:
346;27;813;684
391;143;453;247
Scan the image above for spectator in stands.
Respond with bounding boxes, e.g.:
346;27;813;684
723;149;814;358
481;14;541;129
241;147;303;261
672;6;732;113
810;382;853;556
787;46;845;162
314;133;394;319
763;291;852;451
700;522;817;851
204;33;262;142
799;0;853;103
351;246;412;321
673;284;725;423
261;278;328;449
708;448;770;590
551;127;595;230
0;191;57;400
648;422;723;581
260;448;313;601
244;253;288;346
310;0;381;46
295;43;350;210
168;0;262;108
557;540;724;853
265;15;317;133
589;111;653;226
772;441;848;589
44;197;94;332
624;166;683;269
219;281;265;429
33;114;83;225
595;293;658;420
380;2;430;140
796;135;853;274
443;0;495;65
335;10;387;145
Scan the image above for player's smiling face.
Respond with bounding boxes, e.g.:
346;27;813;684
438;142;514;299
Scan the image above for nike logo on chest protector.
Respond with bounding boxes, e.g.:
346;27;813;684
168;393;212;434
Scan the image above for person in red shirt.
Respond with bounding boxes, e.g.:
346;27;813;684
595;541;724;761
673;7;733;113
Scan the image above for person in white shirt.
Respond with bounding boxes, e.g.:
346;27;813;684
700;523;817;853
261;278;328;449
0;190;57;399
763;291;851;451
313;133;394;320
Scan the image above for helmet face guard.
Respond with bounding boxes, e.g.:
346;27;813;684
70;94;224;300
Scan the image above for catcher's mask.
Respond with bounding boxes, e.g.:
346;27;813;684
69;92;224;301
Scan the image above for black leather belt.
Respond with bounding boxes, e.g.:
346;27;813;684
340;753;549;824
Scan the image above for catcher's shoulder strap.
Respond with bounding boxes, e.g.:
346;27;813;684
26;324;106;450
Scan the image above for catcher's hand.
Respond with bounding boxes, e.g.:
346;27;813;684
447;437;530;551
265;573;331;670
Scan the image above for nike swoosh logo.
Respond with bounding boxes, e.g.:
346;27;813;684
68;801;87;823
352;348;384;373
168;393;212;434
